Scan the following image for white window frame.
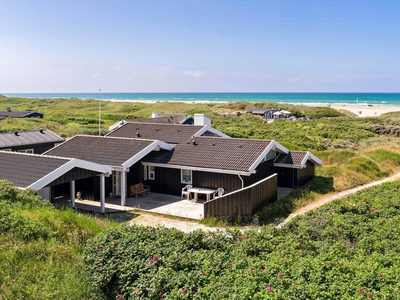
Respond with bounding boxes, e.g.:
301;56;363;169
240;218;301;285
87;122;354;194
148;166;155;180
144;165;155;180
17;149;34;154
181;169;192;184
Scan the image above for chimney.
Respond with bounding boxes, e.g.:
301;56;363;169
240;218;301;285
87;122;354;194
7;108;11;112
151;112;158;118
40;129;44;134
136;132;141;137
194;114;211;126
14;131;18;136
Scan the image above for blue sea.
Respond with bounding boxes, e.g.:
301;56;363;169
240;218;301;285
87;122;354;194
2;93;400;106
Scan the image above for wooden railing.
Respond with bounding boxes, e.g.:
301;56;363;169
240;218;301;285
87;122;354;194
203;174;277;219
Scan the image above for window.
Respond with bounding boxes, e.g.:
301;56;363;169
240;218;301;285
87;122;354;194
148;166;155;180
181;169;192;184
261;150;275;162
17;149;34;154
144;165;155;180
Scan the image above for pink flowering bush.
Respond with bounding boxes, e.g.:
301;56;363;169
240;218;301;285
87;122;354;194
84;181;400;299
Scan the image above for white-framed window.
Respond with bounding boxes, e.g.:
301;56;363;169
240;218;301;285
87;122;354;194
149;166;155;180
17;149;34;154
144;165;155;180
181;169;192;184
261;150;276;162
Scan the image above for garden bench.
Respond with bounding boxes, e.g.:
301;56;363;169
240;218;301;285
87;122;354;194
130;183;150;198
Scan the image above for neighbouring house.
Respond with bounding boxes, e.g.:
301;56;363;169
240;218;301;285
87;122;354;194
0;130;65;154
0;151;112;210
134;112;194;125
108;112;194;132
106;117;228;144
247;108;278;120
0;108;44;119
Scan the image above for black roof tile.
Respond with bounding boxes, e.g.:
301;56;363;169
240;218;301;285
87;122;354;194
143;136;272;172
0;151;69;188
107;122;204;144
274;151;308;166
44;135;154;166
0;130;64;149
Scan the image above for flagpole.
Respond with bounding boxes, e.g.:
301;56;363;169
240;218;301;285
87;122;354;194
99;88;101;136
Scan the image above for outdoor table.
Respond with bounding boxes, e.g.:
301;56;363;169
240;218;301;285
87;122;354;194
188;187;216;202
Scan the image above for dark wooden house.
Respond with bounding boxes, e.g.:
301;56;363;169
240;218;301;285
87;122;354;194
0;130;65;154
0;108;44;119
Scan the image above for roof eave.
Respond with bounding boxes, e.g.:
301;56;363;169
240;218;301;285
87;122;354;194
141;161;251;176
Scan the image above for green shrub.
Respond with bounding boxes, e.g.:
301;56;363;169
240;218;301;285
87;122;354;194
84;181;400;299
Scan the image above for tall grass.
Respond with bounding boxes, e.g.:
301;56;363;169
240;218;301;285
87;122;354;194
0;181;117;299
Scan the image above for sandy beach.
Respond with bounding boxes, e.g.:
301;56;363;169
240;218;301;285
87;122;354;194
305;104;400;117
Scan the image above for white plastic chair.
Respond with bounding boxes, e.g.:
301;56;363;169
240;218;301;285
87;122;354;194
214;187;224;198
181;185;193;200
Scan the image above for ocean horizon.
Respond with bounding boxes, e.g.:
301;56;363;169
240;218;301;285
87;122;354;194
2;92;400;106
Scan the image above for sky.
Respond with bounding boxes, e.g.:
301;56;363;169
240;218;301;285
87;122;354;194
0;0;399;93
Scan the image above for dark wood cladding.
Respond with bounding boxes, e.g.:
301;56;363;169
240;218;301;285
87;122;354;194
8;143;57;154
204;174;277;219
193;171;241;194
144;167;182;195
140;166;242;197
50;168;99;186
275;162;315;188
296;161;315;186
275;167;295;188
244;160;275;187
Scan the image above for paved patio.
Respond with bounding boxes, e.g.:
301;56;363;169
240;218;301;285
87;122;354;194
55;192;205;220
54;188;293;221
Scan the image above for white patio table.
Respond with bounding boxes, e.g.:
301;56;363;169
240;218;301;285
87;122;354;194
188;187;216;202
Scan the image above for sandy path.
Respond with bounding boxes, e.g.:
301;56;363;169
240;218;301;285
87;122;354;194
129;214;223;233
279;171;400;227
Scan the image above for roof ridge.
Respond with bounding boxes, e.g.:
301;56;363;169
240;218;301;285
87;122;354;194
125;121;203;127
73;134;157;142
0;150;71;161
194;136;273;142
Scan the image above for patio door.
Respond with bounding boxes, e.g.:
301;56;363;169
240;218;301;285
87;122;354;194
112;171;122;196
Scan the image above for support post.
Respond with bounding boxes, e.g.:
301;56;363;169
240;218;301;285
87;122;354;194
70;180;75;208
100;174;105;213
121;170;126;206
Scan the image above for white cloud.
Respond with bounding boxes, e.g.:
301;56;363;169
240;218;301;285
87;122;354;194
115;66;122;70
287;77;300;83
93;72;101;78
183;70;205;77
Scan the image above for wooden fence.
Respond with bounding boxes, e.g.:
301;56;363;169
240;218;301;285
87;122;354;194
203;173;277;219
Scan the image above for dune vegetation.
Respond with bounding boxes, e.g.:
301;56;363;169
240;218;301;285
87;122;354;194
2;96;400;223
1;96;400;298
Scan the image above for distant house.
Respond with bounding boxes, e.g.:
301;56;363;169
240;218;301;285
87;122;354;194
0;130;65;154
247;108;279;120
0;108;44;119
